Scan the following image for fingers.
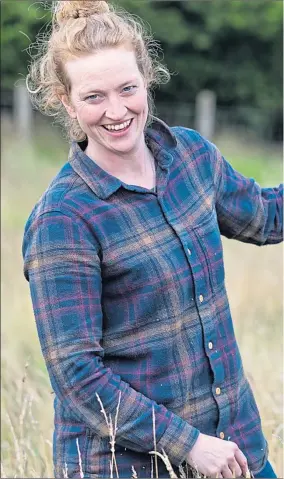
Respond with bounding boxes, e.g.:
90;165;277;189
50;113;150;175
235;448;249;477
228;458;242;477
219;457;243;478
221;465;233;478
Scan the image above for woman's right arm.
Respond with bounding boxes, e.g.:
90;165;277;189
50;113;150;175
22;208;199;468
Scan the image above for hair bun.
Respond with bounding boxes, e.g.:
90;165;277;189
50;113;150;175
54;1;110;25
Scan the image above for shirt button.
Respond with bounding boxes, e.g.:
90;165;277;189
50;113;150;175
199;294;204;303
216;387;221;395
220;432;225;439
187;248;192;255
208;342;213;350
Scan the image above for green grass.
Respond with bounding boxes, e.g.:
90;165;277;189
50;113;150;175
214;131;282;185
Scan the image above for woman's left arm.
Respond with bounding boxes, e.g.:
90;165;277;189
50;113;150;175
211;143;283;245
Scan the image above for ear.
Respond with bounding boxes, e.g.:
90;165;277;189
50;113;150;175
60;94;77;119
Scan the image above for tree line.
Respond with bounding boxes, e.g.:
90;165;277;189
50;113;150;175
1;0;282;139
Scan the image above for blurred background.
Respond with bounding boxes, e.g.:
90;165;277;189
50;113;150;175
1;1;283;477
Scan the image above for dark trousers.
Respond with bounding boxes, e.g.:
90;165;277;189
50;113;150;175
253;460;277;478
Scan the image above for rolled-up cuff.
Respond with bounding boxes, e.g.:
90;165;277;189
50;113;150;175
156;413;200;467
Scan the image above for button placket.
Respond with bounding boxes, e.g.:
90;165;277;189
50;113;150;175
186;237;224;421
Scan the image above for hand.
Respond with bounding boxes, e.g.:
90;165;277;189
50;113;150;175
186;433;249;478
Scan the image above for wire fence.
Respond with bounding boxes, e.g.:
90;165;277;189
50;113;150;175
155;102;282;143
1;88;282;144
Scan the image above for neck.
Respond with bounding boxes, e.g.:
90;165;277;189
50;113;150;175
85;136;153;178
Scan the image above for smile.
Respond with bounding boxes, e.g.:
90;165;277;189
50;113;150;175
102;118;133;134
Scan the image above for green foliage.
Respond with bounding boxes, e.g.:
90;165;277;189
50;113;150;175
118;0;282;136
1;0;282;120
1;1;49;88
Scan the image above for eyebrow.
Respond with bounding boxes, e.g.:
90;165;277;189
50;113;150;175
81;79;139;96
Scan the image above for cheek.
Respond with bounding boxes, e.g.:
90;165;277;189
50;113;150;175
128;90;148;114
77;105;102;126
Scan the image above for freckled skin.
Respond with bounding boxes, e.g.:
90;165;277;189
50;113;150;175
61;46;150;176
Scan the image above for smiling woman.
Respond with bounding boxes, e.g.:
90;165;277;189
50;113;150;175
23;1;282;478
60;47;150;175
26;0;170;187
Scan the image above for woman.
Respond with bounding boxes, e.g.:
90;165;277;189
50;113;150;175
23;1;282;478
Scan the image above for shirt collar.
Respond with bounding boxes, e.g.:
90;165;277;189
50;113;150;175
69;116;177;200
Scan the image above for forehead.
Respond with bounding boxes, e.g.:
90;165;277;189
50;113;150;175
65;46;141;93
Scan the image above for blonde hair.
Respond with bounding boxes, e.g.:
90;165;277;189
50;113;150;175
26;0;171;142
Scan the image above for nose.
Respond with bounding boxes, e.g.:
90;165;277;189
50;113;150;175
105;95;128;122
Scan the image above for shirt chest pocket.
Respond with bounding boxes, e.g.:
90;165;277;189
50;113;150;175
192;210;225;291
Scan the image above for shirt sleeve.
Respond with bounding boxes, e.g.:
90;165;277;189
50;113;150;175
22;209;199;467
209;141;283;245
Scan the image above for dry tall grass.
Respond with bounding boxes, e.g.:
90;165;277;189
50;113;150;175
1;116;283;478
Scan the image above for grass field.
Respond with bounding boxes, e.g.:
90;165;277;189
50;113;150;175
1;115;283;478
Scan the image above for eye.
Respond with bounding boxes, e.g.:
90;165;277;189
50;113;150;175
85;94;102;102
122;85;138;93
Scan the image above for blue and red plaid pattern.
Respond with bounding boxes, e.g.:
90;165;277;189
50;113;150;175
23;117;283;478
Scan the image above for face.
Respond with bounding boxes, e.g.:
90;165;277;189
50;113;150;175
61;46;149;156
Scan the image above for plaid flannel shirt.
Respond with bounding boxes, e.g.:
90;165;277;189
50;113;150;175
23;118;283;478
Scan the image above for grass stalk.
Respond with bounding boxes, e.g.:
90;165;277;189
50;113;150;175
1;462;7;478
131;465;138;478
62;462;68;478
5;412;24;477
96;392;121;478
178;464;186;478
76;437;84;478
149;449;178;479
152;405;159;478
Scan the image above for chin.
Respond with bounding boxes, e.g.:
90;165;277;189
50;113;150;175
112;144;137;154
107;136;140;152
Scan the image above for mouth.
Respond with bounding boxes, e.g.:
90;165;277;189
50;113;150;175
101;118;133;136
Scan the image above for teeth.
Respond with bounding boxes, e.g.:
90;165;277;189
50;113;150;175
104;119;131;131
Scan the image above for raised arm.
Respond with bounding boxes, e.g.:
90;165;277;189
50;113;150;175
210;142;283;245
22;209;199;467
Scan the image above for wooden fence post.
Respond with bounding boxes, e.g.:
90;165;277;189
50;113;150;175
195;90;216;140
13;85;33;142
